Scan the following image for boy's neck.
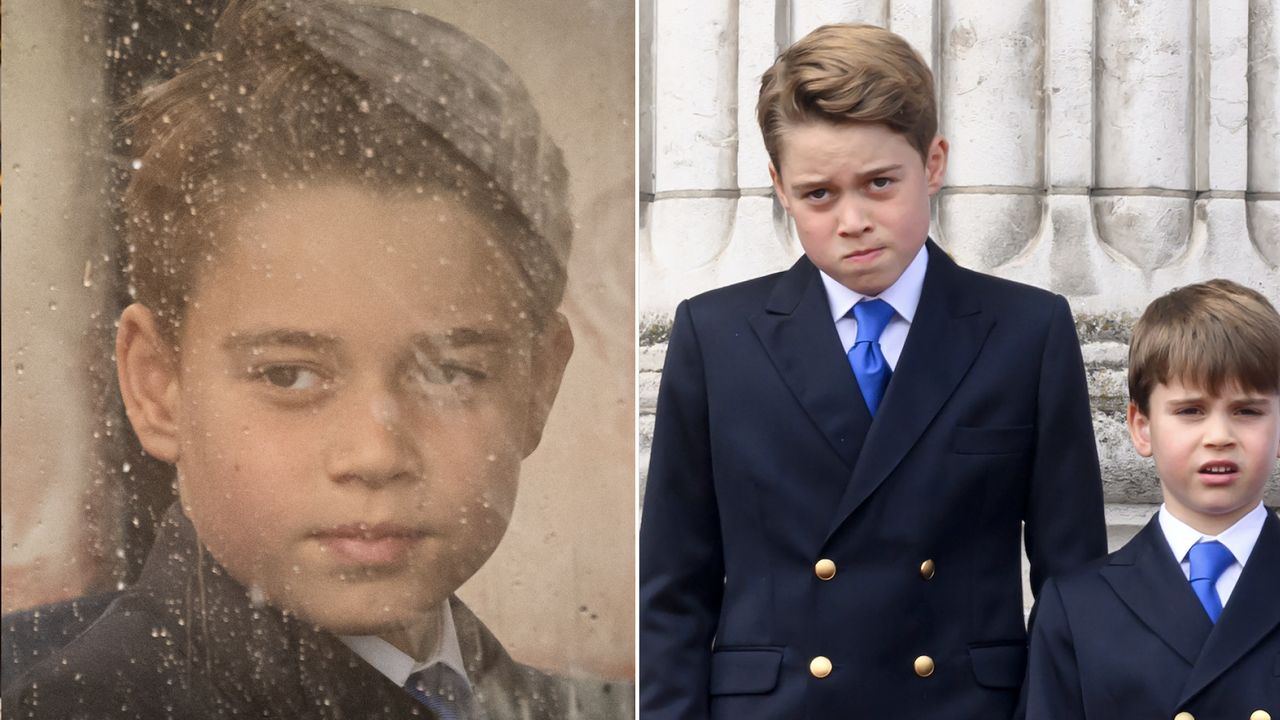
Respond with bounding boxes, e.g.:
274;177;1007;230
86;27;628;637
379;603;444;662
1163;500;1261;537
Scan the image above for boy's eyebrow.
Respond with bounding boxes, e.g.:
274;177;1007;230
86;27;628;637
858;163;904;178
411;327;514;349
1164;393;1274;406
219;327;515;355
789;164;905;191
222;330;342;353
1231;395;1275;405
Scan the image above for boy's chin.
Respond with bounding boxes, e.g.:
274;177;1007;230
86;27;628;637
273;586;444;637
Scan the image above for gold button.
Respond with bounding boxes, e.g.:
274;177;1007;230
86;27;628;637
1173;712;1194;720
814;559;837;580
809;656;832;678
914;655;935;677
920;559;936;580
1250;712;1270;720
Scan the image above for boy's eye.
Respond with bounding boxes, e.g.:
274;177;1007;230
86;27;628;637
259;365;325;392
870;177;893;190
407;351;488;389
413;363;482;385
805;188;828;200
1173;406;1203;416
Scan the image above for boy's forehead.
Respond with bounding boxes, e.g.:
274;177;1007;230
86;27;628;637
182;185;536;341
1153;375;1280;401
775;120;922;169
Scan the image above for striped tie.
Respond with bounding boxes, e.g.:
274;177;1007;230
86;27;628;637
404;664;478;719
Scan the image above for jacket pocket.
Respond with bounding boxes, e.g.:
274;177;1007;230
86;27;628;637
952;425;1034;455
709;648;784;695
969;643;1027;689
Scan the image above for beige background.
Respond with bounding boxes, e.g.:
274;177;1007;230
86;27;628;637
0;0;635;680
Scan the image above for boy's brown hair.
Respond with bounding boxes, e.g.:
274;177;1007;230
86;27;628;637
122;0;571;345
756;23;937;171
1128;279;1280;413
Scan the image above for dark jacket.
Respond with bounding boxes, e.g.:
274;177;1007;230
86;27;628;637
1024;511;1280;719
3;504;632;719
639;241;1107;719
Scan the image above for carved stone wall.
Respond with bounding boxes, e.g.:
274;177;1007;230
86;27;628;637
639;0;1280;558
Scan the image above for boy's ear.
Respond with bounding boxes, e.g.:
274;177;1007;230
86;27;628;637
117;303;182;463
521;312;574;457
768;162;791;214
1126;401;1154;458
925;135;949;195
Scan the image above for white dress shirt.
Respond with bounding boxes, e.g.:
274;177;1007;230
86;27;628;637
1158;501;1269;607
339;600;472;691
820;243;929;369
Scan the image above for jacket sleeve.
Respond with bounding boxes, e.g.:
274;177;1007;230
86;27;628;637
1023;577;1088;719
1023;295;1107;600
638;300;724;720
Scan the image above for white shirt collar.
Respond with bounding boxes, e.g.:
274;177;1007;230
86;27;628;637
339;601;471;689
820;243;928;324
1158;501;1268;567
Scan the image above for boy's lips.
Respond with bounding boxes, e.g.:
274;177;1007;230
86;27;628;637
311;523;428;566
842;246;884;263
1197;460;1240;485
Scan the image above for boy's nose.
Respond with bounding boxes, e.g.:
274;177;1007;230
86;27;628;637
325;392;422;487
836;198;873;237
1202;412;1237;448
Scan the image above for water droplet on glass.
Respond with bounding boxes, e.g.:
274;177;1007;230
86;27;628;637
14;363;24;375
130;158;143;170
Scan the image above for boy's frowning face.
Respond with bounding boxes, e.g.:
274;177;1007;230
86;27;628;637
1129;379;1279;535
769;121;946;296
125;184;570;640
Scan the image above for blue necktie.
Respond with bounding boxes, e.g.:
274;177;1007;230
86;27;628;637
404;664;478;719
849;299;896;416
1187;540;1235;623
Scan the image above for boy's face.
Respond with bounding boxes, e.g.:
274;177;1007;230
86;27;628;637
1129;378;1279;534
121;184;571;640
769;121;947;296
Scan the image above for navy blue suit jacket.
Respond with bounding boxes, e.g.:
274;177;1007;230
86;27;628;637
2;504;632;720
1025;511;1280;719
639;242;1107;719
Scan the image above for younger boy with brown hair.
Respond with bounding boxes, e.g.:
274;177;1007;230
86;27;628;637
640;23;1106;719
2;1;629;718
1025;279;1280;719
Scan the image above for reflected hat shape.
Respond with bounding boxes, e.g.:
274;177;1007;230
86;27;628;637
216;0;572;307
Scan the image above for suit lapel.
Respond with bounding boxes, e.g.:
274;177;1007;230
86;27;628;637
143;505;419;718
1100;518;1213;665
1177;511;1280;705
824;242;992;540
748;256;871;470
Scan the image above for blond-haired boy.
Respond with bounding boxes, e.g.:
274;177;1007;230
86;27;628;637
640;23;1105;718
2;2;629;718
1025;279;1280;719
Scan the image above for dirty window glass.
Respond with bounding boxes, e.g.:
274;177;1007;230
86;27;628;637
2;1;634;716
